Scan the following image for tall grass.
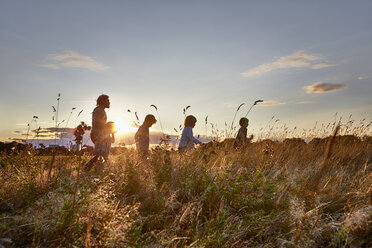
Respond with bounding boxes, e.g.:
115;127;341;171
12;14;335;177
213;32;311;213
0;124;371;247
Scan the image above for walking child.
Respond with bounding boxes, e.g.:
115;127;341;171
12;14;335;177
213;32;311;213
233;117;253;149
178;115;202;151
135;114;157;156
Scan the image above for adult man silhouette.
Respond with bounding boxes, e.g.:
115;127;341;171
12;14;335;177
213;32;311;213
84;94;114;171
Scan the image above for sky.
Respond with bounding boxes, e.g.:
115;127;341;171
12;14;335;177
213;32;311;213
0;0;371;144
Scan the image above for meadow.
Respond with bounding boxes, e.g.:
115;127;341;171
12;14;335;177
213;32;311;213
0;123;371;247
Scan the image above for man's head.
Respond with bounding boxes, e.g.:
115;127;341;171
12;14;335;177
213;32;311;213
144;114;157;127
184;115;197;128
239;117;249;127
97;94;110;108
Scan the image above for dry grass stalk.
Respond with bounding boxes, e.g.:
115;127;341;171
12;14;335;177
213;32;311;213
294;215;307;245
244;99;263;117
229;103;245;137
218;198;225;213
320;124;340;170
179;204;192;228
308;125;340;192
85;217;92;248
150;104;164;136
71;162;81;213
171;237;190;242
276;183;291;206
187;239;199;247
47;154;55;182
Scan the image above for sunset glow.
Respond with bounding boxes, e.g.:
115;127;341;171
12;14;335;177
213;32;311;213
113;119;137;135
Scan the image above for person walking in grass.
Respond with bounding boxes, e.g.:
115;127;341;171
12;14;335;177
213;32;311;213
233;117;253;150
135;114;157;157
84;94;115;171
178;115;202;151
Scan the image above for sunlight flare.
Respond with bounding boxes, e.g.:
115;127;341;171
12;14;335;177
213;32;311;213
113;118;137;134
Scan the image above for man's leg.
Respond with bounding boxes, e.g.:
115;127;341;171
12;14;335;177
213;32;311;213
84;154;99;171
93;138;111;174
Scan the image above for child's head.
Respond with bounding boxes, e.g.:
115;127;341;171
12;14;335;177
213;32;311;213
239;117;249;127
106;121;116;133
184;115;197;128
144;114;157;127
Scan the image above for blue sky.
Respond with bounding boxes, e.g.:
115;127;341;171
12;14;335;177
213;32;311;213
0;0;371;142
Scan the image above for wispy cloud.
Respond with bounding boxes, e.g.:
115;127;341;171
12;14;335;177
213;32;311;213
52;51;109;71
241;51;337;77
358;76;367;80
303;82;347;94
257;100;312;106
40;51;109;71
38;63;60;69
311;63;337;69
260;100;288;107
12;127;74;138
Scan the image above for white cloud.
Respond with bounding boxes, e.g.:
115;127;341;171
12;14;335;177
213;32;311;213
241;51;338;77
311;63;337;69
38;63;60;69
303;81;347;94
44;51;109;71
358;76;367;80
260;100;288;107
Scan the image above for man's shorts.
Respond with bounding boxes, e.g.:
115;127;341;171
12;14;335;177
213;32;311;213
94;136;111;158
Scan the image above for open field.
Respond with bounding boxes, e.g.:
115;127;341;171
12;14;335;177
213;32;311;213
2;1;372;247
1;134;371;247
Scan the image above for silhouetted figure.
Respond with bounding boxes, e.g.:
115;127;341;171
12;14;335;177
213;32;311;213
233;117;253;149
73;122;91;151
135;114;157;157
84;95;114;171
178;115;201;151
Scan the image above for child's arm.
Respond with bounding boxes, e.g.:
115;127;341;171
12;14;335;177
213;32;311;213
111;133;115;143
193;137;201;144
187;128;201;144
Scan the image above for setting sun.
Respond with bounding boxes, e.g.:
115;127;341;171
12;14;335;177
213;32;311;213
113;119;137;134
